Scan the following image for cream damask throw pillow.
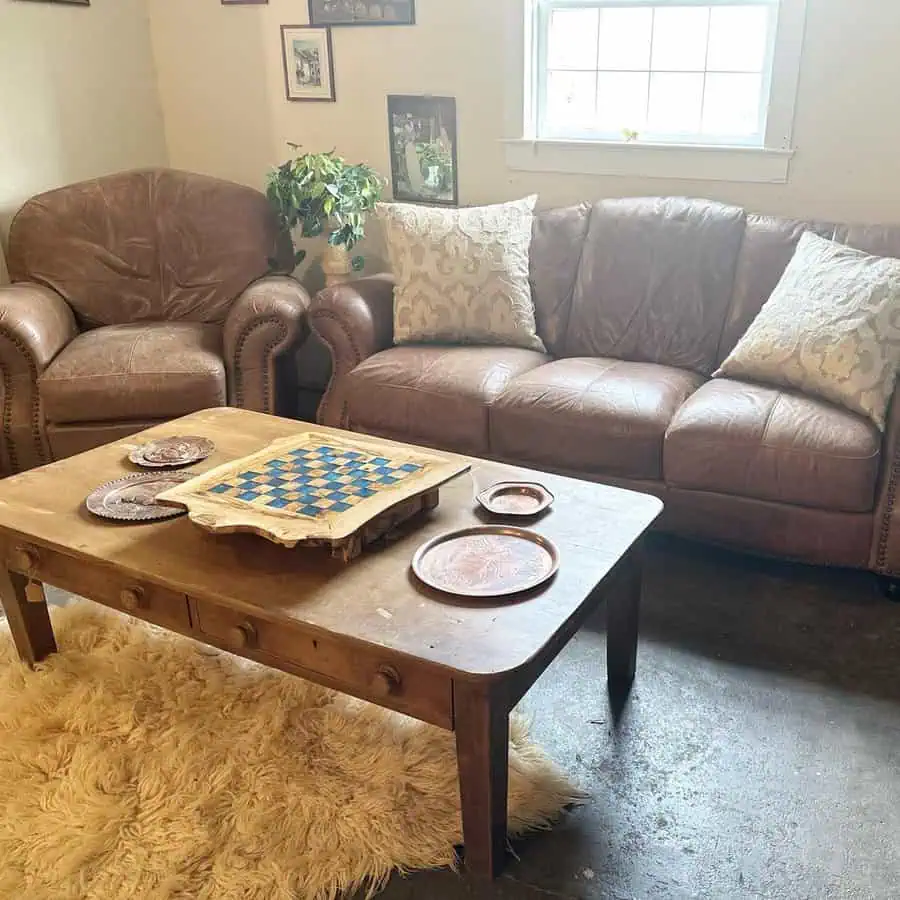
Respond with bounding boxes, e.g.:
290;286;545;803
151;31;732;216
716;231;900;429
377;196;546;352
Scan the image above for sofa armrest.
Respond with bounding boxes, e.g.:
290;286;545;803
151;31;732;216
309;274;395;428
223;276;310;416
0;283;78;474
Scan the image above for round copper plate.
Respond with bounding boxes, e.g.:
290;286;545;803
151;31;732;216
476;481;555;517
86;472;194;523
411;526;560;599
128;436;215;469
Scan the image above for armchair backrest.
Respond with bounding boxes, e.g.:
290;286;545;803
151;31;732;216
7;169;282;328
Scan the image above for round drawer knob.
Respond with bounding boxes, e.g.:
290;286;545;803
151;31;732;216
372;665;402;697
228;622;257;650
119;588;145;612
11;546;38;573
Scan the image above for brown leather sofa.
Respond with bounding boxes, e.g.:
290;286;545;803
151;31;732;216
310;197;900;578
0;169;309;475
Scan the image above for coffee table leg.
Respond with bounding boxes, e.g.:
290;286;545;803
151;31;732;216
0;568;56;667
607;546;642;694
454;680;509;878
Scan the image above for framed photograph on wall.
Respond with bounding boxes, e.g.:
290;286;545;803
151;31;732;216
388;95;458;207
308;0;414;26
280;25;336;102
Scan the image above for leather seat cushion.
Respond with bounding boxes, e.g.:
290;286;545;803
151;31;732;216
345;345;550;455
490;357;705;479
40;323;227;424
664;379;880;513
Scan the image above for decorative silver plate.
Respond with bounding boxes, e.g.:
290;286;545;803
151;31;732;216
86;472;194;523
128;436;215;469
476;481;555;517
411;525;560;598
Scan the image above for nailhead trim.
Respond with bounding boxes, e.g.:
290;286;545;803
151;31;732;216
232;316;288;414
309;308;363;429
0;328;47;475
876;440;900;575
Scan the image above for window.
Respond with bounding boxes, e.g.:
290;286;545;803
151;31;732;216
506;0;807;182
539;0;780;146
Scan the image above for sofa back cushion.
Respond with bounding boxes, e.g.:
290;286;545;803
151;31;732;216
529;202;592;357
7;169;281;328
562;197;746;374
717;217;900;364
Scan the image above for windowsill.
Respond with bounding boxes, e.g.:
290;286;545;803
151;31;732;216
502;138;795;184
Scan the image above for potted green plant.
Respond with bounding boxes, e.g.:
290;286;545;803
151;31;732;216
266;146;384;285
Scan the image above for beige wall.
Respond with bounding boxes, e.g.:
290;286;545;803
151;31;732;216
0;0;167;278
147;0;900;225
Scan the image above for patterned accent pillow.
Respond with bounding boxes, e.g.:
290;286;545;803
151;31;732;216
377;197;546;352
715;231;900;429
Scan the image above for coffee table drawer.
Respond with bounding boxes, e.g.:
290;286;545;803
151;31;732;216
193;600;453;729
5;542;191;633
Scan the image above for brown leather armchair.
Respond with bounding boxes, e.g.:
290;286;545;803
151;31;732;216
0;169;309;475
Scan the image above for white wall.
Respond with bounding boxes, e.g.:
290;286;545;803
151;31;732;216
0;0;168;278
147;0;900;225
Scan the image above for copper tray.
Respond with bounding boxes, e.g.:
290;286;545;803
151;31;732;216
476;481;554;517
411;525;560;599
129;436;215;469
86;472;194;523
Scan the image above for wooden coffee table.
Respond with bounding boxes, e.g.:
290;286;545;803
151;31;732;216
0;408;662;878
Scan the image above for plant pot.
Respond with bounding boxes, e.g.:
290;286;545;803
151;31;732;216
321;243;353;287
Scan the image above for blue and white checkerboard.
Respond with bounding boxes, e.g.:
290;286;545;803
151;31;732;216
203;444;425;519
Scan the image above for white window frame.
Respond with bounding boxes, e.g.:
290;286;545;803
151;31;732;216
504;0;808;183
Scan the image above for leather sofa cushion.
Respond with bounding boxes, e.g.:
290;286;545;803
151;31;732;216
565;197;746;373
40;323;227;424
345;345;549;455
490;358;704;479
664;379;881;513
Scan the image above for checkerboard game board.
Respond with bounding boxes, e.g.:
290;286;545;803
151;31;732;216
204;443;427;519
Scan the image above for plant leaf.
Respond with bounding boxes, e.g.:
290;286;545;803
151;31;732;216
351;255;365;272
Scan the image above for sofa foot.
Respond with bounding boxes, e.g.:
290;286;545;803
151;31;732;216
879;576;900;603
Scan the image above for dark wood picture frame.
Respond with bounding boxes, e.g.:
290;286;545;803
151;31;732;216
280;25;336;103
388;95;459;207
308;0;415;27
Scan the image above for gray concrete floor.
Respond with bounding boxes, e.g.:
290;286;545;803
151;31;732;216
364;536;900;900
33;536;900;898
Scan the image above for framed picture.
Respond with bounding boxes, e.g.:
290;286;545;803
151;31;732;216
388;95;458;207
280;25;336;102
308;0;415;26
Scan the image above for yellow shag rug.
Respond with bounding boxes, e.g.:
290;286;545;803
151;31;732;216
0;603;580;900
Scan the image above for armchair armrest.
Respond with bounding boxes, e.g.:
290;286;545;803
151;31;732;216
309;274;395;428
0;282;78;474
872;387;900;575
223;275;310;416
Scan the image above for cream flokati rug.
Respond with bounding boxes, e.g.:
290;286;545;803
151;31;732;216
0;604;579;900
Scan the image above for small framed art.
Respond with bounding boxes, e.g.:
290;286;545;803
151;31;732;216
308;0;414;26
280;25;336;102
388;95;458;206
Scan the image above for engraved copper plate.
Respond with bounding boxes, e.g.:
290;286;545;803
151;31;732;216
129;436;215;469
86;472;194;523
411;526;560;598
476;481;554;517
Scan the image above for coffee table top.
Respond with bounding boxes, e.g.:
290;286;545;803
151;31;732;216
0;409;662;678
